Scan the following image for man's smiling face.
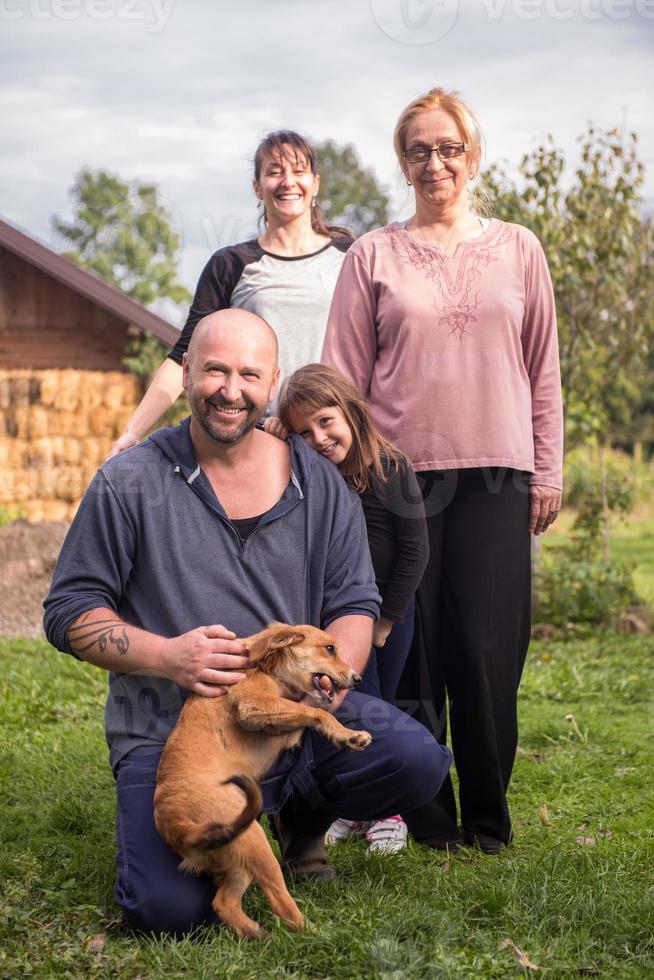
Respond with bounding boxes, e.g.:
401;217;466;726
183;311;280;446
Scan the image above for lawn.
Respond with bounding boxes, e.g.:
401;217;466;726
1;634;653;979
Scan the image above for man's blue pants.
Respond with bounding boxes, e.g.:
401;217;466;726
114;692;452;935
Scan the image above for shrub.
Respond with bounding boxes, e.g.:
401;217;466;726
123;329;188;429
0;504;25;528
538;445;647;629
564;445;652;512
539;552;640;628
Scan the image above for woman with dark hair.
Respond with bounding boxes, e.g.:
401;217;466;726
108;131;353;457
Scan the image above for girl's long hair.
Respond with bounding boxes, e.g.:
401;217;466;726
277;364;405;493
253;131;354;241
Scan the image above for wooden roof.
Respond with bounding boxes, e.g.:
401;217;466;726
0;216;180;345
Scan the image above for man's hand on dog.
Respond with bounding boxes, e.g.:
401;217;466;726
160;625;249;697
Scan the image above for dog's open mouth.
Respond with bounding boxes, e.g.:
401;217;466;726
312;673;337;704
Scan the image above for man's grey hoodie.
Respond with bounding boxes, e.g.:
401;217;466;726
44;420;380;771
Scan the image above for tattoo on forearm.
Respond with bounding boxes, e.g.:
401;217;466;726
69;617;130;656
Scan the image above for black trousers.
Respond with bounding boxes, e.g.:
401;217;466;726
397;468;532;845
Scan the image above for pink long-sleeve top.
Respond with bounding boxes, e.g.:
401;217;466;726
322;219;563;489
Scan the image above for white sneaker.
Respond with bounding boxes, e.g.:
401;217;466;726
325;818;371;844
365;816;408;854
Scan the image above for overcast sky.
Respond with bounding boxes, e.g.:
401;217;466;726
1;0;652;321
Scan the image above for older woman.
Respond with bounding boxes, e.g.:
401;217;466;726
322;87;563;853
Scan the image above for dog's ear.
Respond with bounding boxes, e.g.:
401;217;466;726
243;624;306;663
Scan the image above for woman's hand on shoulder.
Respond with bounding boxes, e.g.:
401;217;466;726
263;416;289;441
105;431;140;460
529;484;562;535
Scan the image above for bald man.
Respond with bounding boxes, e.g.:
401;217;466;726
44;309;451;935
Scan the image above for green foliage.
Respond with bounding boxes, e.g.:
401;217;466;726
563;445;652;512
315;140;390;237
54;169;191;388
539;553;639;629
122;329;170;383
2;635;653;978
122;331;188;426
539;448;643;629
53;169;191;307
0;504;25;528
487;127;654;450
565;447;635;548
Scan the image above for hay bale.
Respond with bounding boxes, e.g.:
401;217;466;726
82;437;109;465
10;375;32;408
103;380;127;412
24;498;70;523
59;438;82;466
77;372;95;410
56;410;90;438
0;376;11;410
45;436;64;466
57;370;82;411
39;371;60;408
24;438;54;468
88;407;114;437
83;463;100;488
80;373;105;410
28;405;49;439
0;468;42;503
0;438;21;467
11;407;30;439
52;466;87;501
2;368;147;522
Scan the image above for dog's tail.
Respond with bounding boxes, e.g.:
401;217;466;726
186;775;263;850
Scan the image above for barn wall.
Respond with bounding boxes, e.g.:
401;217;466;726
0;247;130;370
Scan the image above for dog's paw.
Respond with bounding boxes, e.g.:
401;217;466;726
344;730;372;750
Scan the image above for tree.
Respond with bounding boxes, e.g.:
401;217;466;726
53;169;191;383
487;127;653;575
315;140;390;237
485;127;653;449
54;169;191;307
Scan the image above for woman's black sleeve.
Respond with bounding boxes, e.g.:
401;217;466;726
167;244;252;364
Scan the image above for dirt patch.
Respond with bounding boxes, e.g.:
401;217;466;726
0;520;69;638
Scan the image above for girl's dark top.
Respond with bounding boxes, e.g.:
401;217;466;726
360;456;429;623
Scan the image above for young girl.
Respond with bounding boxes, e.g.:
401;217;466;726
275;363;429;855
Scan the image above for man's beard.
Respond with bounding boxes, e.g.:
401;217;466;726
193;395;266;445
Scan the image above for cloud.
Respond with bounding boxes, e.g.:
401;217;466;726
1;0;652;298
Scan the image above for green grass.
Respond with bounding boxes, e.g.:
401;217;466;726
610;519;654;606
543;512;654;606
1;636;653;979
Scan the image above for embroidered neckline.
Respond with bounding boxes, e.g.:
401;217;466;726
393;218;496;258
382;220;514;340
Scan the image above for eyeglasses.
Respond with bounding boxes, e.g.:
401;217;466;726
403;142;469;165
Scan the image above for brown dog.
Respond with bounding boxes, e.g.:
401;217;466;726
154;622;372;939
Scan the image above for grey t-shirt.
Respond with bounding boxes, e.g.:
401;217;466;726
169;237;352;386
